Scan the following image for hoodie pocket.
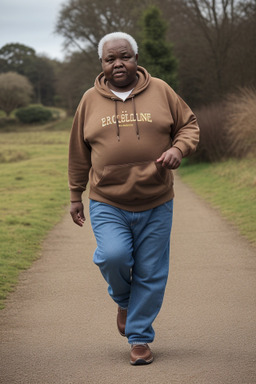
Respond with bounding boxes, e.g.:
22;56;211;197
93;161;173;202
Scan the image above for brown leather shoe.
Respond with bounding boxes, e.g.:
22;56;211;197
130;344;154;365
117;307;127;337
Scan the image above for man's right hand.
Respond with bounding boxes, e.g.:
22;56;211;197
70;202;85;227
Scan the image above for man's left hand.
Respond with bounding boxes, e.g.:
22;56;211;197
156;147;183;169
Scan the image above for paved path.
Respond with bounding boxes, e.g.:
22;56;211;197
0;177;256;384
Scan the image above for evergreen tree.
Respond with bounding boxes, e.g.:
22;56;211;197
138;6;178;90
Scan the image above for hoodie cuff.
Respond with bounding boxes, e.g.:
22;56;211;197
172;142;189;157
172;146;183;157
70;191;83;202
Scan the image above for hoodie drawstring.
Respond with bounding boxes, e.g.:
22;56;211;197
114;100;120;141
132;96;140;140
113;97;140;141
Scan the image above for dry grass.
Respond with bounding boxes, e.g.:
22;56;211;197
225;88;256;158
191;87;256;162
192;103;229;162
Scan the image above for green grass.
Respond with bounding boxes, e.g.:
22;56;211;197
178;157;256;246
0;118;72;309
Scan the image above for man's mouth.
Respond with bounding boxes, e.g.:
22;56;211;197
113;71;126;77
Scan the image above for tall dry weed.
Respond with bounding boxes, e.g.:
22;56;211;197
192;103;229;162
225;88;256;158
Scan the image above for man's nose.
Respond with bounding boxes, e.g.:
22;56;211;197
114;58;123;67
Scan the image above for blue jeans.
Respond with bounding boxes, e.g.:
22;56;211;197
89;199;173;344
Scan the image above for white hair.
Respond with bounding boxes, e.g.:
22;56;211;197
98;32;138;59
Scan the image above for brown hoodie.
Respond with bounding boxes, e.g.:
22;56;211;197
68;66;199;211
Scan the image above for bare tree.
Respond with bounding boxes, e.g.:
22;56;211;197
184;0;239;94
55;0;151;58
230;1;256;87
156;0;256;105
56;51;98;114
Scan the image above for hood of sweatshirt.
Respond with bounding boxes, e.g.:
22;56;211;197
94;66;151;99
94;66;151;141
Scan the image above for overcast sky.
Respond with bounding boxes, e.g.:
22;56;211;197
0;0;67;61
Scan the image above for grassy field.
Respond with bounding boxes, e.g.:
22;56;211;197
0;118;72;309
178;157;256;246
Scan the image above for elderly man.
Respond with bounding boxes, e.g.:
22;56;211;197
69;32;199;365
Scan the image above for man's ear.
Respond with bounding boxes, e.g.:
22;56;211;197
135;54;138;62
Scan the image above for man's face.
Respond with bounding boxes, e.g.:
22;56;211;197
101;39;138;91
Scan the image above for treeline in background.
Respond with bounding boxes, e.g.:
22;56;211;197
0;0;256;161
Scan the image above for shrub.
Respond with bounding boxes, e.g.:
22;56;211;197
0;72;33;116
15;106;53;124
225;88;256;158
188;87;256;163
191;103;229;162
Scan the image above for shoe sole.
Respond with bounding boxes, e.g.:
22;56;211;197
130;357;154;366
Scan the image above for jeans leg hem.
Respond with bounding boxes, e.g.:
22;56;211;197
128;340;153;345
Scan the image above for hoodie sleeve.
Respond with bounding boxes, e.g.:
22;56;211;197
171;94;200;157
68;99;92;202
